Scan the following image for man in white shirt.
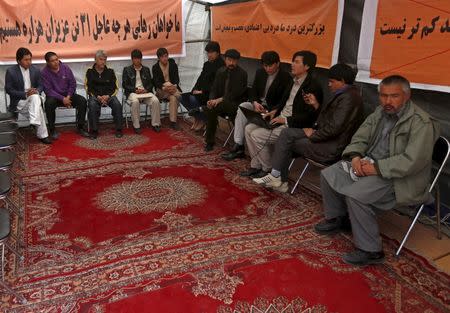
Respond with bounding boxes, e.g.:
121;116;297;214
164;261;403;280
5;47;51;144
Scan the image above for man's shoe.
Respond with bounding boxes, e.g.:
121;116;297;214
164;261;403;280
314;217;344;235
50;130;59;140
342;249;385;266
204;143;214;152
134;127;142;134
221;144;245;161
40;137;52;144
89;131;98;140
77;128;90;138
153;125;161;133
239;167;261;177
314;215;352;235
253;173;282;186
115;130;123;138
271;182;289;193
170;122;180;130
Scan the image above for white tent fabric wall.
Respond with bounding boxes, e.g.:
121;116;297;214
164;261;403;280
0;0;209;123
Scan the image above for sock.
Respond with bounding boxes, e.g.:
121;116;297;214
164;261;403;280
271;169;281;177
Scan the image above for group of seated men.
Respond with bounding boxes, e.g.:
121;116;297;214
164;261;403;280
185;42;440;266
3;42;440;266
5;46;182;143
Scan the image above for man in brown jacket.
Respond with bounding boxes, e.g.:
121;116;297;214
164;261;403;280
254;63;363;192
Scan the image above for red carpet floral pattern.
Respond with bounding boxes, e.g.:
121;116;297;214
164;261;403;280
2;124;449;313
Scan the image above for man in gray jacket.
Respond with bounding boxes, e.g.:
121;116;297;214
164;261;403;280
314;75;440;266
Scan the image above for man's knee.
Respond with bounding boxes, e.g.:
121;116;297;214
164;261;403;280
88;98;100;111
45;97;59;110
29;94;41;105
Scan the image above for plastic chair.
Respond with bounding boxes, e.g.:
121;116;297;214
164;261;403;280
396;136;450;256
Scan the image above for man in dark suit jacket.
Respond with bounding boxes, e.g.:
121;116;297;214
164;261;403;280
184;41;225;131
241;51;323;182
222;50;291;160
253;63;364;193
204;49;248;151
123;49;161;133
5;47;51;144
152;47;182;130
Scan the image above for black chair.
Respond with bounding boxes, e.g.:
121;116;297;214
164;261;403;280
396;136;450;256
0;207;26;304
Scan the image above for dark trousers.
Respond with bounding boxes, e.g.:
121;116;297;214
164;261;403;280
88;96;123;132
181;93;206;122
272;127;339;181
204;101;237;145
45;94;87;132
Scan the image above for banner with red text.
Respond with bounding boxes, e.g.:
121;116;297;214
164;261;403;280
211;0;343;68
357;0;450;92
0;0;184;63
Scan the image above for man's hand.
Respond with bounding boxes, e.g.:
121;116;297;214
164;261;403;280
270;116;286;125
303;92;320;110
351;156;364;177
62;96;72;107
303;128;314;137
135;88;145;94
207;99;219;108
26;88;38;97
262;110;276;121
361;160;378;176
253;101;266;113
192;90;202;95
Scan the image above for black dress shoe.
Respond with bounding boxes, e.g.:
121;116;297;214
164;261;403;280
314;217;346;235
239;167;261;177
221;144;245;161
115;130;123;138
342;249;385;266
40;137;52;144
134;127;142;134
77;128;90;138
50;130;59;140
170;122;180;130
89;131;98;140
153;125;161;133
204;143;214;152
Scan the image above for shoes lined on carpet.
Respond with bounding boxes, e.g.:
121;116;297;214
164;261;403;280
89;131;98;140
115;130;123;138
153;125;161;133
170;122;180;130
134;127;142;134
239;168;269;178
50;130;59;140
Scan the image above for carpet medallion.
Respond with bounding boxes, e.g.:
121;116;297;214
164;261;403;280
2;124;449;313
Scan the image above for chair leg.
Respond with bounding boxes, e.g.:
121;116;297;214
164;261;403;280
288;158;295;171
396;204;425;256
290;162;310;195
223;125;235;148
436;186;442;240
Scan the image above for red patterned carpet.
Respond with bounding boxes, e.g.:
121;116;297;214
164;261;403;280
3;122;449;312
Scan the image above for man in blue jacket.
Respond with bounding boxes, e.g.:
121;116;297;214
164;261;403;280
5;47;51;144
